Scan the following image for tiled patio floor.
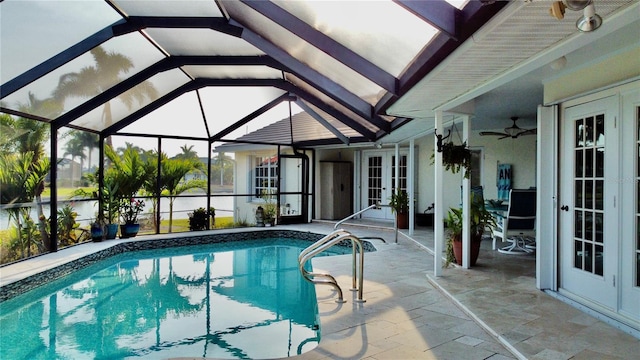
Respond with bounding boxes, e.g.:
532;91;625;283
1;221;638;359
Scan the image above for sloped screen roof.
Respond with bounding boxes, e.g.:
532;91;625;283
1;0;503;147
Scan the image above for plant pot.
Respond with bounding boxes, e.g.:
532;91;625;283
396;212;409;229
120;223;140;238
105;224;118;239
452;236;482;266
91;226;104;242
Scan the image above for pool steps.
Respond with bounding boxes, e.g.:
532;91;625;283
299;229;366;303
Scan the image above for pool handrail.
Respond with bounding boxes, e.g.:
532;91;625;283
333;203;380;229
299;229;366;303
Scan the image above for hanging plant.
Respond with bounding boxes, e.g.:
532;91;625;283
441;141;471;178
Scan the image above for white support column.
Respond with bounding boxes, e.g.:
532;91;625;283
409;138;415;235
395;143;400;230
461;115;471;268
434;110;444;276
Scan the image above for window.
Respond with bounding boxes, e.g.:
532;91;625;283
254;155;278;199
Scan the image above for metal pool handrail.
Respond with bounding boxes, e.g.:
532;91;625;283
333;203;380;229
299;229;366;303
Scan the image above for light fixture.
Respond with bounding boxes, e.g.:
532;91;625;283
549;0;601;32
576;3;602;32
564;0;592;11
550;56;567;70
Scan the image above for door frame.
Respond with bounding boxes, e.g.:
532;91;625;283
360;149;408;221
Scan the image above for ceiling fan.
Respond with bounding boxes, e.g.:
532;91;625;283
480;117;536;139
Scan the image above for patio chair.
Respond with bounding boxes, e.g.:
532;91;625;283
491;189;536;254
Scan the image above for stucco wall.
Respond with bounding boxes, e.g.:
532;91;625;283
544;45;640;104
414;131;537;221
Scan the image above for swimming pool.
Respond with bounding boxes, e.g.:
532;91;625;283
0;234;367;360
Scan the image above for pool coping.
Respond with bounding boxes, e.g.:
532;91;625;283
0;228;375;302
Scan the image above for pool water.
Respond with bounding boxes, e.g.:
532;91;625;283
0;238;348;359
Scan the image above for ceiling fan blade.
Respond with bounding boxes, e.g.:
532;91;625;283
479;131;508;136
518;129;537;136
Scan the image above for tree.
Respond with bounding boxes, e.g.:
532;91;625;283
212;152;234;186
161;157;206;233
67;130;99;172
53;47;158;145
63;136;86;187
0;152;50;257
104;145;155;224
2;110;52;252
175;144;198;160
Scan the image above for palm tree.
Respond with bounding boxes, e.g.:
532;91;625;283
68;130;99;172
175;144;198;160
104;145;155;223
53;46;158;145
161;157;206;233
212;152;234;186
63;137;86;187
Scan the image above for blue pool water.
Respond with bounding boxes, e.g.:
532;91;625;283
0;238;350;359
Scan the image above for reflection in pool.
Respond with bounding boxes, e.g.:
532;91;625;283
0;238;348;359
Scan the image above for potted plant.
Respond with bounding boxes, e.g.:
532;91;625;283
444;195;496;266
101;179;120;239
119;198;145;238
258;190;278;226
263;202;277;226
434;141;472;178
91;216;106;242
389;189;409;229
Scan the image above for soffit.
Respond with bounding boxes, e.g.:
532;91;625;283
387;0;637;120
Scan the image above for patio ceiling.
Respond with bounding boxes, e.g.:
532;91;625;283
0;0;507;148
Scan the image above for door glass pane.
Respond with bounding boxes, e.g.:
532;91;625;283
595;148;604;177
595;180;604;210
585;148;594;177
572;116;604;277
391;155;407;191
585;243;593;272
595;115;605;146
368;156;383;206
585;180;593;209
575;210;583;238
575;240;583;270
595;212;603;243
575;180;583;208
595;245;604;276
575;150;583;177
576;118;584;147
585;116;594;145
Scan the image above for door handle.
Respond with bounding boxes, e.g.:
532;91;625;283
560;205;569;211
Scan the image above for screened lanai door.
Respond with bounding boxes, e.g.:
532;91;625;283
560;96;619;310
361;150;407;221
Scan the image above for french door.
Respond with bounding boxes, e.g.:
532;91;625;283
560;96;618;309
361;151;407;220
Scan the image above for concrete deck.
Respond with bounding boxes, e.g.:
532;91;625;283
1;221;638;359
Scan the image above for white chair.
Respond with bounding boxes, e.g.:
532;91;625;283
492;189;536;254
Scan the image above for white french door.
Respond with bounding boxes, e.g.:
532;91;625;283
361;151;407;220
560;96;619;310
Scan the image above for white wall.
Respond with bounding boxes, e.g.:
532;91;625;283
413;131;537;223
